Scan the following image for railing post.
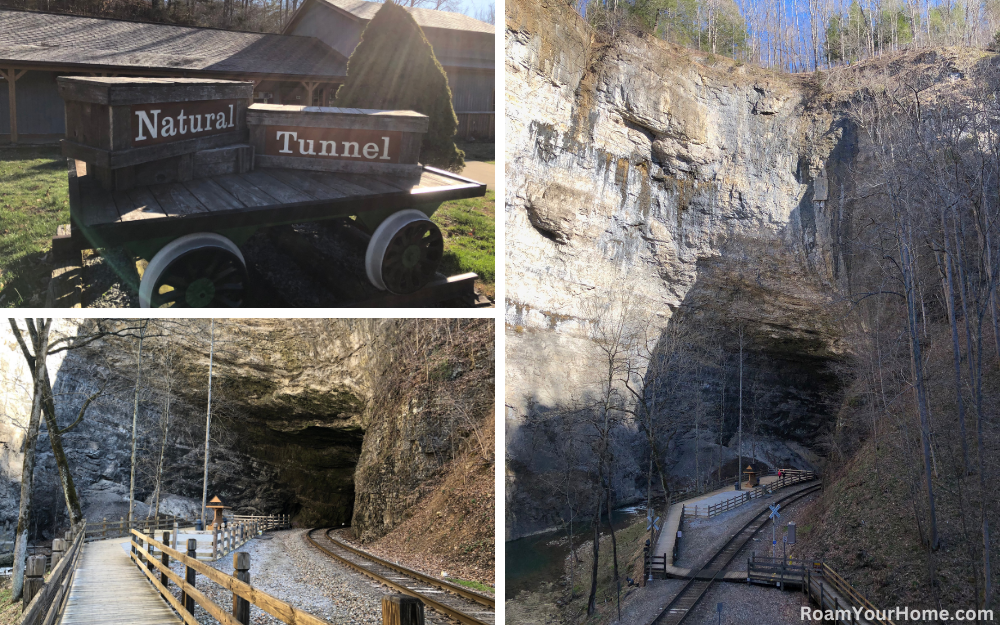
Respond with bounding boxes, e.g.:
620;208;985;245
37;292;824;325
119;516;125;538
161;531;171;589
51;538;66;569
213;525;219;560
183;538;197;614
233;552;250;625
24;555;45;608
102;517;107;539
642;540;649;586
382;594;424;625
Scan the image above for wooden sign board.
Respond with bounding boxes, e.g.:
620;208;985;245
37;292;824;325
247;105;427;175
58;77;253;174
131;100;240;148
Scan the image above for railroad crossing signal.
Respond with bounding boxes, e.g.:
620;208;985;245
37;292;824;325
769;504;781;557
646;515;661;532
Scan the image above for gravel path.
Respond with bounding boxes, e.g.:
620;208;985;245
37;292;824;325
164;529;445;625
675;482;818;569
684;579;812;624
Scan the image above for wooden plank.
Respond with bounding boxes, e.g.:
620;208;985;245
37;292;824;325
338;173;404;194
254;154;420;176
212;174;279;207
73;177;484;249
263;169;348;200
303;171;384;197
246;105;428;132
122;187;169;221
60;540;181;625
181;178;246;212
57;77;254;106
148;182;210;217
239;171;313;203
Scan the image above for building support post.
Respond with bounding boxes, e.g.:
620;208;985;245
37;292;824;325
301;81;319;106
0;68;26;144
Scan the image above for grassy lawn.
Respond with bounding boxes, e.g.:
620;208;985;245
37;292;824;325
453;577;495;594
457;141;495;164
0;147;69;306
432;190;495;299
0;577;21;625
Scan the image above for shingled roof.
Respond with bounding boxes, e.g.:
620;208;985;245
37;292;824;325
320;0;493;34
0;9;347;78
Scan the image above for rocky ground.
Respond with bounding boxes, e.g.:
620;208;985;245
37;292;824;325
166;529;462;625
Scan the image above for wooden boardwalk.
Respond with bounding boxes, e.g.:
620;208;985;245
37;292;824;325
58;537;181;625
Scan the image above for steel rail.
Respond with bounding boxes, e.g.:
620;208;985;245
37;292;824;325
651;483;823;625
323;529;494;609
304;528;492;625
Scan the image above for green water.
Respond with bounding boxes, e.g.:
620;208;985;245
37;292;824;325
505;504;646;599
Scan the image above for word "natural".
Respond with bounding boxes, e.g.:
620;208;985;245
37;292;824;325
135;105;236;141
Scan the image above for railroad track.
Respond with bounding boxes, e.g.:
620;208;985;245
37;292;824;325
650;482;823;625
304;528;494;625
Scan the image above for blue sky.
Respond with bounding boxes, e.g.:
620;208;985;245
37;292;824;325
458;0;496;22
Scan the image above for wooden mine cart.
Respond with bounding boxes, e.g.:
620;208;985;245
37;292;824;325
54;77;487;307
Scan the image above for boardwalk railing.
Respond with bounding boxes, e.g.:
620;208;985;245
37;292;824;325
804;563;896;625
129;529;332;625
682;471;817;518
748;554;823;590
21;521;86;625
230;514;290;530
86;515;196;542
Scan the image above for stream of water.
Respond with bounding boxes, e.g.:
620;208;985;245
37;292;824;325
505;503;647;599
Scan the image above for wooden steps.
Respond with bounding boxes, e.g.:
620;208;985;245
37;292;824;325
58;538;181;625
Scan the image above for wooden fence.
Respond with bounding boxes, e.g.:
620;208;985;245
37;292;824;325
230;514;290;531
456;112;494;141
747;554;823;589
21;521;87;625
804;563;896;625
129;529;333;625
682;471;817;518
85;515;195;542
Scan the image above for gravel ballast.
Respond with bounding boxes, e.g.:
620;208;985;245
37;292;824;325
163;529;450;625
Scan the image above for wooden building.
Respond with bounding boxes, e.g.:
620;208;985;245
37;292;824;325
284;0;494;139
0;3;493;145
0;9;346;144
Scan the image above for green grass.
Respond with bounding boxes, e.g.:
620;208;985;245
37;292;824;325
452;578;495;594
432;190;495;297
0;147;70;306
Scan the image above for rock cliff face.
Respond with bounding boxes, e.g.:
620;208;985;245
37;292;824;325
505;0;852;538
0;319;493;552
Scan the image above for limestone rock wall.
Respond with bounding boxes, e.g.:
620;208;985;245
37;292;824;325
504;0;853;539
0;319;491;551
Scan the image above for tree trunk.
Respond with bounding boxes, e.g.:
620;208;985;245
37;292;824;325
39;367;83;525
201;319;216;527
128;321;148;528
11;319;50;600
586;493;601;615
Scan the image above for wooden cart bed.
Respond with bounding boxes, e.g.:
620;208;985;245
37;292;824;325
68;159;487;247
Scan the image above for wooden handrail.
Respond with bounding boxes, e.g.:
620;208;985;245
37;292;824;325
21;521;87;625
131;530;329;625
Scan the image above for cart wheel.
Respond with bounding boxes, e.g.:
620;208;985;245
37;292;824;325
365;209;443;294
139;233;248;308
